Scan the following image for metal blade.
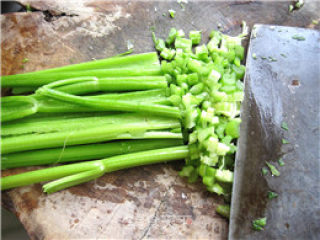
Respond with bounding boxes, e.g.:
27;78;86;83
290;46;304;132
229;24;320;240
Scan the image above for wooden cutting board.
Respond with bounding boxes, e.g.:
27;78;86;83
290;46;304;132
1;1;319;239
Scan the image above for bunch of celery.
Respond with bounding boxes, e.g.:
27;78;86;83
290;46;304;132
152;25;247;199
2;52;181;122
1;52;188;193
1;26;246;198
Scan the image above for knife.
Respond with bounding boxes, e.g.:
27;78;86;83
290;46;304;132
229;24;320;240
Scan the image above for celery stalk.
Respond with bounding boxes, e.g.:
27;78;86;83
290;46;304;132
36;80;180;118
1;115;181;154
2;52;160;87
1;146;189;192
2;139;183;169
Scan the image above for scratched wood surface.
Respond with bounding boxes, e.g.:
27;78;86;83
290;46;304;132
1;1;319;239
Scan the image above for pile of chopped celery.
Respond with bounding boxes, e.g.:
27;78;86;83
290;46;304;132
153;26;246;198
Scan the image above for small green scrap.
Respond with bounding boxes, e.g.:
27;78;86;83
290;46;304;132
282;138;290;144
267;191;278;199
281;121;289;131
260;56;267;60
168;9;176;18
177;0;188;9
266;162;280;176
268;56;277;62
252;53;257;60
252;26;257;38
280;53;287;58
216;204;230;218
295;0;304;9
312;20;319;25
26;4;32;12
22;58;29;63
292;35;305;41
262;167;268;176
252;217;267;231
278;158;285;166
289;4;294;13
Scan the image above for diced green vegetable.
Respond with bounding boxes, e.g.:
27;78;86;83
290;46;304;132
292;35;305;41
262;167;268;175
266;162;280;176
166;28;177;45
267;191;278;199
215;169;233;183
278;158;285;166
289;4;294;12
168;9;176;18
252;217;267;231
189;31;201;45
252;53;257;60
26;4;32;12
295;0;304;9
282;138;290;144
216;204;230;218
281;122;288;130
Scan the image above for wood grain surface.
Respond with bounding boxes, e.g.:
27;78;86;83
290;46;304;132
1;1;319;239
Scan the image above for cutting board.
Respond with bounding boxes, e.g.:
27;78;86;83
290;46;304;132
1;1;319;239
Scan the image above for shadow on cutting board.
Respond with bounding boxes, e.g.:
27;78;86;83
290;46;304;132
2;207;29;240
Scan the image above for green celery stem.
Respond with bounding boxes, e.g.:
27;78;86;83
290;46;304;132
11;87;36;94
103;146;189;172
1;146;189;191
1;161;98;190
37;86;180;118
2;113;171;136
2;52;160;87
5;68;162;88
51;76;167;95
1;120;181;154
2;139;183;169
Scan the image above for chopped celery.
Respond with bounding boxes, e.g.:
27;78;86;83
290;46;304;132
282;138;290;144
225;118;241;138
189;31;201;45
267;191;278;199
207;183;225;195
252;217;267;231
166;28;177;45
215;169;233;183
175;38;192;52
160;48;176;60
168;9;176;18
262;167;268;175
216;204;230;218
153;28;245;202
278;158;285;166
281;121;289;131
266;162;280;176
